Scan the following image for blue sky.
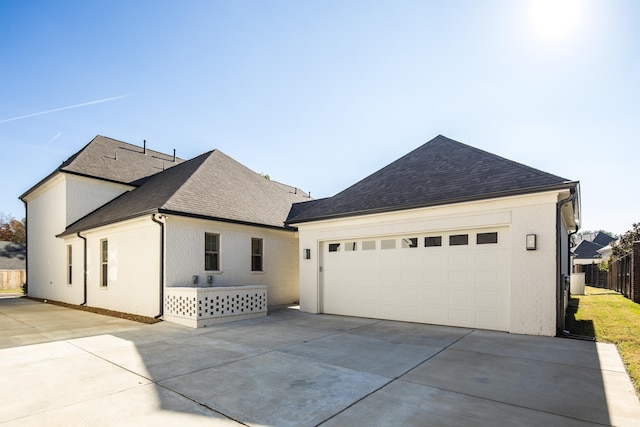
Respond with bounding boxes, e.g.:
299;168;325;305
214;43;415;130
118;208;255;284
1;0;638;235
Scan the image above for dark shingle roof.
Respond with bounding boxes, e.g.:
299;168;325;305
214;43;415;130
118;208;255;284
60;149;310;236
288;135;576;224
592;232;615;247
0;242;26;270
285;198;328;224
573;240;604;259
21;136;183;200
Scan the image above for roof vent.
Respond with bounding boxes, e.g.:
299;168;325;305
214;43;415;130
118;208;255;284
143;140;147;155
173;149;176;163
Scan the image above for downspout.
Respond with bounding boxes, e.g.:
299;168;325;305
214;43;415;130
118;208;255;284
151;213;166;319
22;200;28;295
77;232;87;306
556;188;578;335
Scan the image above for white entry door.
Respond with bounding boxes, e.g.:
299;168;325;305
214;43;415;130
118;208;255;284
320;227;511;331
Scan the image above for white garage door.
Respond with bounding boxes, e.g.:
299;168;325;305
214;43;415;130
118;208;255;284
320;227;511;331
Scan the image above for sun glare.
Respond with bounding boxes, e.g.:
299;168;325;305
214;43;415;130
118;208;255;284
529;0;584;42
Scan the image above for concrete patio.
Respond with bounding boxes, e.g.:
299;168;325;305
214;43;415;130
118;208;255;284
1;296;639;426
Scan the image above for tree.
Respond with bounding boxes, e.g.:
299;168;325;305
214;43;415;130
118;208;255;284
610;222;640;261
0;213;26;243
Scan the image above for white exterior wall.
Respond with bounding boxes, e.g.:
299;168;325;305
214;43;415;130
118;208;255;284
23;173;133;304
508;198;558;335
164;216;299;307
295;191;565;336
65;175;132;225
81;217;161;316
24;175;71;301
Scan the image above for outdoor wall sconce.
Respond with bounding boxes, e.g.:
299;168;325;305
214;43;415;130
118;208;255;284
192;275;199;285
526;234;537;250
206;275;214;285
303;249;311;259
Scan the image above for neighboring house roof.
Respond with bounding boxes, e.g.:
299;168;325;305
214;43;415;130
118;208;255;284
573;240;604;260
0;242;26;270
60;149;310;236
21;135;184;200
592;232;615;247
287;135;577;224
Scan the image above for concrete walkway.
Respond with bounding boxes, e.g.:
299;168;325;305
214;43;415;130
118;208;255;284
1;297;639;426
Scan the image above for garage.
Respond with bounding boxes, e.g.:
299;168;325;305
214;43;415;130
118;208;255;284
320;227;511;331
288;135;580;336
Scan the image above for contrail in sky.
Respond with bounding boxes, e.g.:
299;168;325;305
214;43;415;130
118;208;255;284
48;131;63;144
0;94;131;124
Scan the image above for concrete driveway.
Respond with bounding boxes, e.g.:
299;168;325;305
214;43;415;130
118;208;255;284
1;297;639;426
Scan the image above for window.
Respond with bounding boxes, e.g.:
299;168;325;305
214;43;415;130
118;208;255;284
251;238;263;271
425;236;442;247
477;232;498;244
328;243;341;252
100;239;108;287
67;245;72;285
381;239;396;250
345;242;357;251
402;238;418;248
205;233;220;271
362;241;376;251
449;234;469;246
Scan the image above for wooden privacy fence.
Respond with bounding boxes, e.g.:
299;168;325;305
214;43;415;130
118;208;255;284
0;270;26;290
583;263;608;288
607;241;640;303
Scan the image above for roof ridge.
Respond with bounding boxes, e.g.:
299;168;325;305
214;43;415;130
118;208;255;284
428;135;568;181
155;150;215;209
287;134;576;224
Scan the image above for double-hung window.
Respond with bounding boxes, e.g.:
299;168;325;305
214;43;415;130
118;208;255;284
251;238;263;272
205;233;220;271
100;239;108;287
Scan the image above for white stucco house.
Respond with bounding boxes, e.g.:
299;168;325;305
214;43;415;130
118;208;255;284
21;134;580;336
20;136;309;327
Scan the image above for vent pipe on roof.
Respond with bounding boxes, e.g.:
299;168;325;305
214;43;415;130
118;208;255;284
114;151;117;160
173;149;176;163
143;140;147;155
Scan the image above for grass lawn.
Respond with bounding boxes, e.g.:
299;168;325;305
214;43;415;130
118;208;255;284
566;286;640;395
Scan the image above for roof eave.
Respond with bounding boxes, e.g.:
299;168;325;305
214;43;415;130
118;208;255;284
57;209;159;238
287;181;579;226
57;208;296;238
20;169;138;203
158;209;297;232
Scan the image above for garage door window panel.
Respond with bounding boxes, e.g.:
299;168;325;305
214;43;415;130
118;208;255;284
477;232;498;244
401;238;418;248
425;236;442;247
449;234;469;246
328;243;341;252
381;239;396;250
362;241;376;250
